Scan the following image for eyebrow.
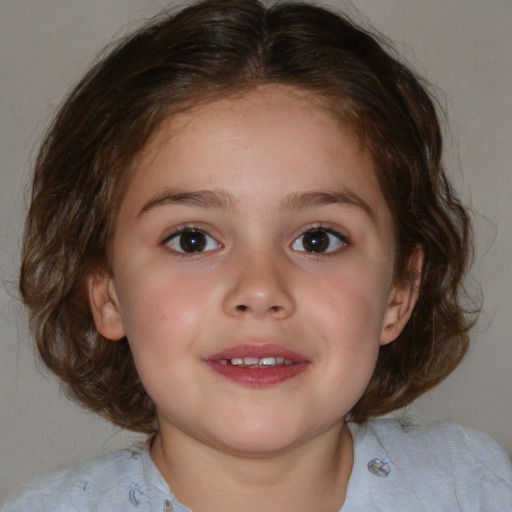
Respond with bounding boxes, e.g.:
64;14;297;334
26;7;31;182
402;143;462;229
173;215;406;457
138;187;376;222
282;190;376;222
138;189;237;217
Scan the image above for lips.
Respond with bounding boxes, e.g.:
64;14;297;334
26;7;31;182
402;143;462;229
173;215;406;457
204;343;310;387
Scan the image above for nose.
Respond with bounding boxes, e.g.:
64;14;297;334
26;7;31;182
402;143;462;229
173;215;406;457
222;249;296;320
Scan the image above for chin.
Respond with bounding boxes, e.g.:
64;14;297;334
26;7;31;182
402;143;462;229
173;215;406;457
204;417;330;458
214;435;303;458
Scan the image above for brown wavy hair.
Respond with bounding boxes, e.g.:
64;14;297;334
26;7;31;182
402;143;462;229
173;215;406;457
20;0;477;433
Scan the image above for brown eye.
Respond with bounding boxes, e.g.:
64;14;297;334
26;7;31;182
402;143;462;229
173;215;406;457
166;229;220;253
292;229;347;254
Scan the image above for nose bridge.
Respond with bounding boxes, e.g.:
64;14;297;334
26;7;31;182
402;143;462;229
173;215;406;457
223;245;295;319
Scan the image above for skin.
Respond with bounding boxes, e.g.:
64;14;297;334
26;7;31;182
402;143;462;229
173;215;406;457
89;85;420;512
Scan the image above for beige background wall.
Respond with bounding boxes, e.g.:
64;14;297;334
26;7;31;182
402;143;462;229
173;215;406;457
1;0;511;503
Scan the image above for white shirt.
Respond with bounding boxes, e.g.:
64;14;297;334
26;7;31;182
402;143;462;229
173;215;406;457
2;419;511;511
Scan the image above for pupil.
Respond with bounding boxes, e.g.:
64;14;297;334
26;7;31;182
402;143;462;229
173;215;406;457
180;231;206;252
303;230;329;252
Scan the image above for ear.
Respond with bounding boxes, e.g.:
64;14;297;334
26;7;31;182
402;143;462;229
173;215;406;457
380;247;423;346
87;271;126;341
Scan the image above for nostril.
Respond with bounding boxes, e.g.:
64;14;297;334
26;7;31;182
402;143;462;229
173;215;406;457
234;304;285;315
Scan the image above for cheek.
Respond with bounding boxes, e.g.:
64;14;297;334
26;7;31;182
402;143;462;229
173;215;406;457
113;270;211;398
305;263;391;341
113;263;215;350
316;273;386;390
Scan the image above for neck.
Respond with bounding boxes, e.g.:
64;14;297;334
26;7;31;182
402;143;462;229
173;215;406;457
151;421;353;512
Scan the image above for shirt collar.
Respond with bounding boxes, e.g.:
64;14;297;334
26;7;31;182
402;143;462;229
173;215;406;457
141;440;192;512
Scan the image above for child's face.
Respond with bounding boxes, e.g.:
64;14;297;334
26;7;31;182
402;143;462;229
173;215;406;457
89;86;417;455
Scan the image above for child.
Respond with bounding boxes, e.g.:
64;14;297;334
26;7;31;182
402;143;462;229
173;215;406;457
3;0;511;510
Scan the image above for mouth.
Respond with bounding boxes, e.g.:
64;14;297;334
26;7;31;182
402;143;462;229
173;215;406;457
219;356;295;368
205;343;310;387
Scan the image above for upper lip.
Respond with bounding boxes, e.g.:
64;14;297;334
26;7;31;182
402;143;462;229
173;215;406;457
205;343;309;363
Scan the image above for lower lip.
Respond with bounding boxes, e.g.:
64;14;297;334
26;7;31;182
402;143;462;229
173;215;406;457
205;361;310;387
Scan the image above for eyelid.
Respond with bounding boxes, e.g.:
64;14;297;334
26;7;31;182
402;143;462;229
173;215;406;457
291;223;350;255
160;224;223;254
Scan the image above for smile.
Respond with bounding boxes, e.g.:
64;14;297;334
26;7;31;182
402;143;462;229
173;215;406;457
205;344;310;386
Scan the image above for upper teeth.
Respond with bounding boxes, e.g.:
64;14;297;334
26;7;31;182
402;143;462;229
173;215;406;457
219;356;293;367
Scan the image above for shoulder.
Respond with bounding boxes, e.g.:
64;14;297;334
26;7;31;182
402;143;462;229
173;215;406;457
365;419;511;473
1;446;147;512
348;419;512;510
362;418;509;457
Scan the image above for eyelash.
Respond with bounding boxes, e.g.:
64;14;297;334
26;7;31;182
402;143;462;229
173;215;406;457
160;223;350;257
292;223;350;257
161;224;222;256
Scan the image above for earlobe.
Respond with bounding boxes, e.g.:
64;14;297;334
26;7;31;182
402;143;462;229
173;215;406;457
380;247;423;346
87;271;126;341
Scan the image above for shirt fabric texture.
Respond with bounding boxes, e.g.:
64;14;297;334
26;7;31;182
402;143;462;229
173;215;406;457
2;419;511;511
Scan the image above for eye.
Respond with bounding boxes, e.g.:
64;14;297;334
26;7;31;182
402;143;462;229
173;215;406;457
292;228;348;254
165;229;221;254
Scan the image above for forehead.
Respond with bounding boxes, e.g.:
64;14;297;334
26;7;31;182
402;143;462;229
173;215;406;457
122;85;389;224
140;86;347;165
